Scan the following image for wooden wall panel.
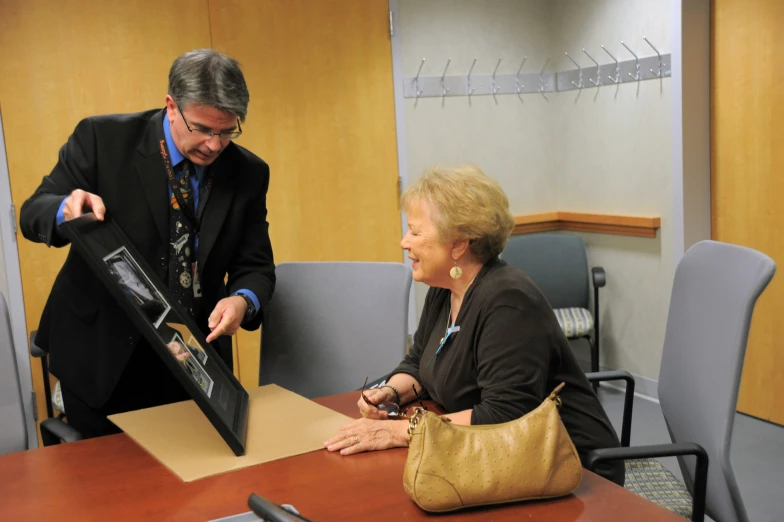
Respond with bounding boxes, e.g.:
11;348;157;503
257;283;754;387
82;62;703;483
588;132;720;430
1;0;402;422
512;212;660;238
712;0;784;425
0;0;212;441
209;0;402;387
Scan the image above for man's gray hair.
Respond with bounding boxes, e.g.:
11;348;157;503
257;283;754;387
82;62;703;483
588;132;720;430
168;49;250;122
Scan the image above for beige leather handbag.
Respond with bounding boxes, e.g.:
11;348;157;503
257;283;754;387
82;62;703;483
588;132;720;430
403;384;582;512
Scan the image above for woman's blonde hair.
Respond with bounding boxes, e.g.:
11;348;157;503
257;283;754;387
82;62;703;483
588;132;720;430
402;164;515;263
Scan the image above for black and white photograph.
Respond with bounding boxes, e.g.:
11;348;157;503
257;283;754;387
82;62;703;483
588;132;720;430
165;322;208;365
103;246;171;328
166;332;214;398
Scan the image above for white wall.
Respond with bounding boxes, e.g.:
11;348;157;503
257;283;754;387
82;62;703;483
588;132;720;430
399;0;555;314
672;0;711;260
551;0;673;380
398;0;673;384
400;0;555;212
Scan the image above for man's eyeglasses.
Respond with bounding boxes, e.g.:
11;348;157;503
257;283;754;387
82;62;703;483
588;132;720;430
178;107;242;141
360;377;427;419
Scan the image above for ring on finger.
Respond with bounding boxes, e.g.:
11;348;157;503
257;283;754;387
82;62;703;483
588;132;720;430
353;435;359;445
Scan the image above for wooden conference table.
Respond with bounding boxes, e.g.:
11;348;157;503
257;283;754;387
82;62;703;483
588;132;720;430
0;392;685;521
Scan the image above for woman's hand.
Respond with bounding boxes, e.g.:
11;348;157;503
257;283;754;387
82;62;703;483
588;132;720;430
324;417;409;455
357;387;396;420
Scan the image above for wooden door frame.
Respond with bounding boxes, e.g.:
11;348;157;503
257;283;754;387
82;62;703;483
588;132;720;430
0;108;36;449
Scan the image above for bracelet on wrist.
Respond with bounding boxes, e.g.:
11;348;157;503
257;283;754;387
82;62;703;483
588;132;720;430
381;384;400;405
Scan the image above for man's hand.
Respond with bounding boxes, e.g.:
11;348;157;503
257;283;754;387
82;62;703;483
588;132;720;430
63;189;106;221
206;295;247;343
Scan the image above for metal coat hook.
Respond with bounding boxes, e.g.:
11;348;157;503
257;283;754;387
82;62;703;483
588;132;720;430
491;57;503;95
564;52;583;89
440;58;451;97
414;58;425;98
643;36;663;77
466;57;478;96
515;56;527;94
539;57;550;93
601;45;620;84
582;48;601;87
621;41;641;80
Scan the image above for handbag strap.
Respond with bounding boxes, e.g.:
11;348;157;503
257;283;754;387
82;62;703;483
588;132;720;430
547;382;567;408
406;407;428;440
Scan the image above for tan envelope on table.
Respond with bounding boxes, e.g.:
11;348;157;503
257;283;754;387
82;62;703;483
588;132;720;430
109;384;351;482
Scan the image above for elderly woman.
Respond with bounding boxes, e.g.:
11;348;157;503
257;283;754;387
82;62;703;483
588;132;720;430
324;164;623;485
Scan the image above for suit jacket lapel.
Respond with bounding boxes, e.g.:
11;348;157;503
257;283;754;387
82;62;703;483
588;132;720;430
135;110;169;245
198;154;235;269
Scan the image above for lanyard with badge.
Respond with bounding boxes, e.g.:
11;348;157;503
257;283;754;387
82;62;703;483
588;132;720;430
158;138;214;298
427;300;460;366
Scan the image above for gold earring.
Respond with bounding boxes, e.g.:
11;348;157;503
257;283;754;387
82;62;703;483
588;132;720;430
450;261;463;279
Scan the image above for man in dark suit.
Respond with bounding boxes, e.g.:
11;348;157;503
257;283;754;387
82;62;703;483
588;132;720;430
20;49;276;438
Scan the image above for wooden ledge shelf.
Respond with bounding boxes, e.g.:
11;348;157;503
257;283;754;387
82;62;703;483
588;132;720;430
513;212;661;238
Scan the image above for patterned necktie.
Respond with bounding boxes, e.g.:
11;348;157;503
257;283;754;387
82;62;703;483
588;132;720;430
168;159;200;319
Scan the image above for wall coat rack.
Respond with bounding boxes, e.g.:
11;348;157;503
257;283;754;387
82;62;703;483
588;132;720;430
403;37;671;99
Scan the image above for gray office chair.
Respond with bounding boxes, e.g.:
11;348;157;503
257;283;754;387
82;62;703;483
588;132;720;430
502;234;605;376
259;262;412;399
0;293;28;455
586;240;775;522
30;331;82;446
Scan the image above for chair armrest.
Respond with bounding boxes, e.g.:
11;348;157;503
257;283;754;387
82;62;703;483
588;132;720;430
40;417;83;444
590;268;605;379
30;330;55;419
585;442;709;522
591;267;606;288
29;330;46;358
585;370;634;447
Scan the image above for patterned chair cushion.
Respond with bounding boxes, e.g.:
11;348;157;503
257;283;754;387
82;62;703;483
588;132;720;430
52;380;66;415
624;458;693;519
553;307;594;338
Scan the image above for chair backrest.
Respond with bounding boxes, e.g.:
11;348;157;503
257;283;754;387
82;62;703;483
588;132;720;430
501;233;589;309
259;262;412;399
658;240;775;522
0;292;27;454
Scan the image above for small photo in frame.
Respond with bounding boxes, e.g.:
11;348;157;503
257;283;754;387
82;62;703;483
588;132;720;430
166;322;208;365
103;246;171;328
166;332;214;397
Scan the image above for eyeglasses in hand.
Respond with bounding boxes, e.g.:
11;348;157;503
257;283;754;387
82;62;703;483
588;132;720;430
360;376;427;419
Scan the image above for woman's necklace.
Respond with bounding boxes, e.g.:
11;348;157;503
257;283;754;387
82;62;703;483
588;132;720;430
439;299;453;344
447;273;477;327
431;274;478;363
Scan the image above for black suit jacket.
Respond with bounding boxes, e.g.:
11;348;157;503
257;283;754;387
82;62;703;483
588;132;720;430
20;109;275;408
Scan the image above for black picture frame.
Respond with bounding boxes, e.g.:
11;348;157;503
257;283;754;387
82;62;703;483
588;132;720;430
60;213;249;456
